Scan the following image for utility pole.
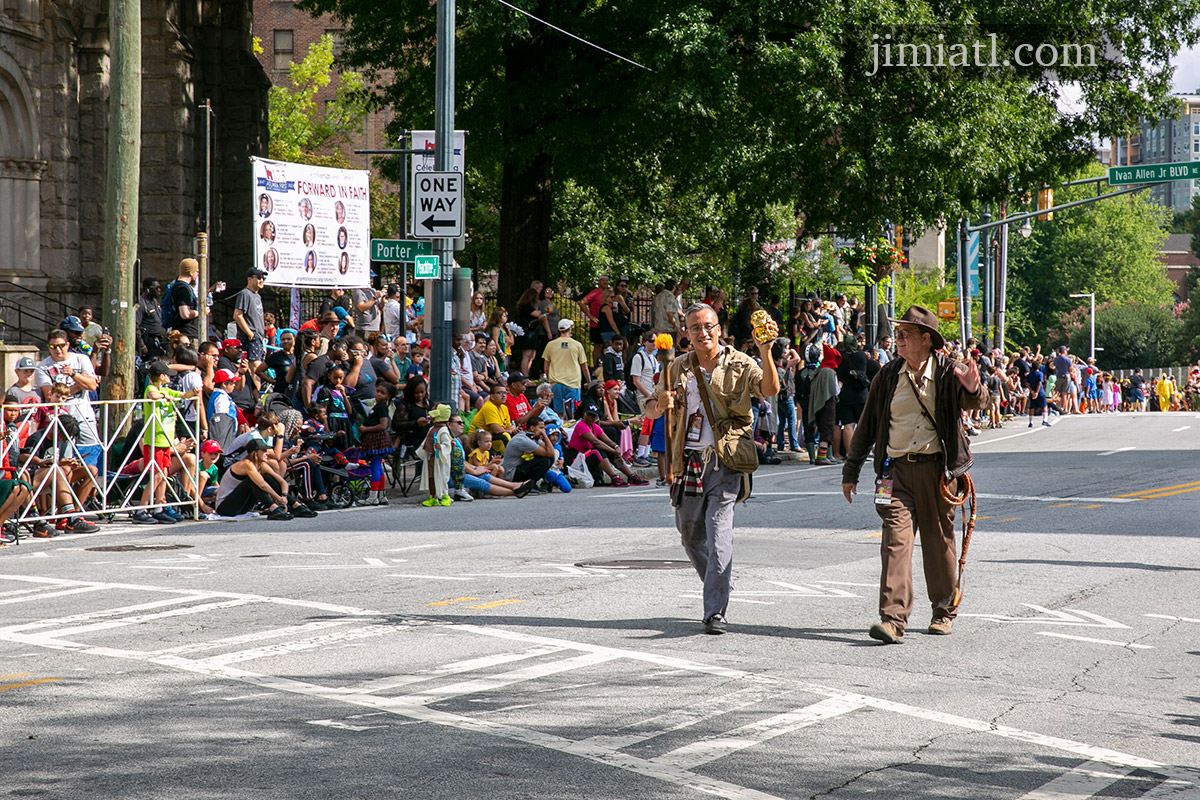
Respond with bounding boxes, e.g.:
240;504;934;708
430;0;456;406
101;0;141;402
197;100;213;340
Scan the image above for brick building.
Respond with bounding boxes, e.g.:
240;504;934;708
251;0;395;169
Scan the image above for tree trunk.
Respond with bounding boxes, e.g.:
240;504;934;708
498;150;553;313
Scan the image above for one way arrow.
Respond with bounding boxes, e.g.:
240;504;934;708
957;604;1128;628
420;215;457;231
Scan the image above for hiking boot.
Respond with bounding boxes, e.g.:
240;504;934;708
703;614;728;635
868;621;904;644
928;617;953;635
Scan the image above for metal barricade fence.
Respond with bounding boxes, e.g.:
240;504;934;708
1;397;201;524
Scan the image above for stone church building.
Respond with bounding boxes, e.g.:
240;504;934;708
0;0;268;345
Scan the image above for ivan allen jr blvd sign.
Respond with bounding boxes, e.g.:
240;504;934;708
1109;161;1200;185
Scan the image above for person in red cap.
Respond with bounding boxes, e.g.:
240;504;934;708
803;343;840;465
841;305;987;645
207;368;240;452
195;439;223;516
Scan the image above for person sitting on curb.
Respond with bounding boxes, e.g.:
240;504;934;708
211;437;295;520
565;402;647;487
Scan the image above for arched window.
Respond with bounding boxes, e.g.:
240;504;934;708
0;52;43;277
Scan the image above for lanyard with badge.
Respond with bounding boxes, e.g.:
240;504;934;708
685;368;708;445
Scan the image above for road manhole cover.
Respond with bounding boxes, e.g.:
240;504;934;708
85;544;195;552
574;559;692;570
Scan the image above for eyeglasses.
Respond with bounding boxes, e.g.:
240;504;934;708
449;419;463;425
687;323;720;336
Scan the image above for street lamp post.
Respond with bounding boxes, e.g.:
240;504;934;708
1068;292;1095;362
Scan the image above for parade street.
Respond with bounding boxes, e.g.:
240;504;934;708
2;412;1198;800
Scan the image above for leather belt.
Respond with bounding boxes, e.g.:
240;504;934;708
898;452;940;463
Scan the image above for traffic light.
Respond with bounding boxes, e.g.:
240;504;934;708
1037;186;1054;221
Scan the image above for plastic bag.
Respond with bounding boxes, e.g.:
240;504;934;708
619;426;634;462
566;452;595;489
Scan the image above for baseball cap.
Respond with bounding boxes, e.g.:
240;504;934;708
214;368;237;383
222;338;243;350
506;372;527;385
59;316;85;333
15;357;35;370
418;339;432;349
558;319;574;331
244;437;271;453
247;267;268;277
580;402;601;417
200;439;223;455
387;283;400;296
148;361;177;378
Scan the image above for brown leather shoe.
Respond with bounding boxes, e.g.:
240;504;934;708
928;617;953;635
868;621;904;644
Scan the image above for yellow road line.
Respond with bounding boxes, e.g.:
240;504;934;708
1049;503;1076;507
426;597;479;607
1079;504;1102;509
997;518;1020;523
975;516;993;520
0;677;63;693
1136;486;1200;500
464;599;524;610
1115;481;1200;498
0;673;32;681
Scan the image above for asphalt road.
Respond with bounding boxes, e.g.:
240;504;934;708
3;411;1199;799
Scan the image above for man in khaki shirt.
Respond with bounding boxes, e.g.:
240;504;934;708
840;306;987;645
542;319;590;415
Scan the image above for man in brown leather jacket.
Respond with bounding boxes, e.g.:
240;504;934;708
840;306;988;644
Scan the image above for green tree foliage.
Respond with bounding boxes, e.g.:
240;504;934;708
296;0;1200;308
268;35;370;164
1056;303;1184;368
1005;165;1174;336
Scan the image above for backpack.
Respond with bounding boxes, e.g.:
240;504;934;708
160;280;194;330
796;367;814;408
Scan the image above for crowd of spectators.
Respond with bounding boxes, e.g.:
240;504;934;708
3;261;1197;543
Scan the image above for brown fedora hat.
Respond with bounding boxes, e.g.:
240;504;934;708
888;305;945;349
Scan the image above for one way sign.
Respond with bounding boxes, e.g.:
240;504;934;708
412;171;464;238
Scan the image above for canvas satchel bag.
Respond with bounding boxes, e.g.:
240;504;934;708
689;355;759;474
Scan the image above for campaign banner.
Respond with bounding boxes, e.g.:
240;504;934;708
251;157;371;289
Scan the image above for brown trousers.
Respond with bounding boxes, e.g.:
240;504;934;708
873;457;959;634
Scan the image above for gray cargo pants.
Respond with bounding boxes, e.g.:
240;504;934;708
675;451;743;622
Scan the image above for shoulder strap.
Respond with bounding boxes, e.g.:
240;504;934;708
904;368;939;431
689;355;720;426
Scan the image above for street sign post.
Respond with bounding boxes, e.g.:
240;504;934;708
412;171;464;239
1109;162;1200;185
370;239;433;263
414;255;440;280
